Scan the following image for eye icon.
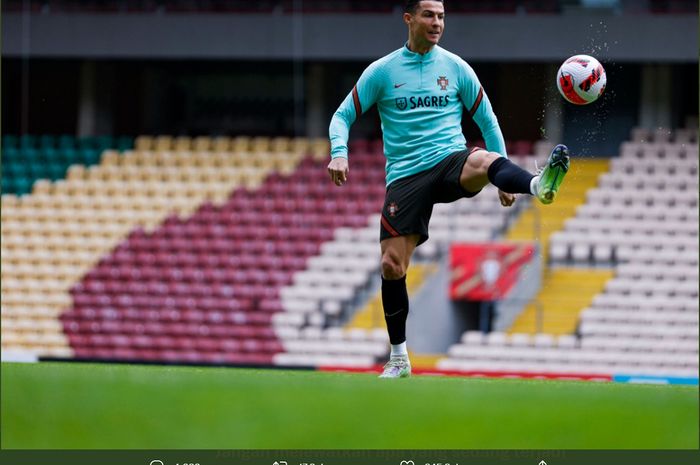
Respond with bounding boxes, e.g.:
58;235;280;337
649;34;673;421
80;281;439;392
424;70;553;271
150;461;165;465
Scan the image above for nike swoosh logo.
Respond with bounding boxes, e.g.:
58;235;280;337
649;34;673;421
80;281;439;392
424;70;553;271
384;308;405;317
394;83;406;88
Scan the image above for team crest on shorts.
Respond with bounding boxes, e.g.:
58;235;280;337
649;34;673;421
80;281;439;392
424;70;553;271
395;97;407;111
437;76;449;90
387;202;399;217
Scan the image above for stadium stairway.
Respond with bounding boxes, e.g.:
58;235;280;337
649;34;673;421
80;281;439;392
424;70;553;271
505;157;610;264
507;268;614;335
503;156;612;335
345;264;438;330
340;263;440;368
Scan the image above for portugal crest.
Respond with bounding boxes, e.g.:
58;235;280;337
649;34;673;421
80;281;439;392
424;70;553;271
395;97;407;111
437;76;449;90
387;202;399;217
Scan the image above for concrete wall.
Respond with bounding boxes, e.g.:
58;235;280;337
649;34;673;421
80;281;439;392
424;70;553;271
3;12;697;61
407;246;542;353
493;248;543;333
407;258;463;354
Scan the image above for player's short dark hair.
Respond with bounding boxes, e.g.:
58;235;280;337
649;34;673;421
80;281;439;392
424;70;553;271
404;0;444;14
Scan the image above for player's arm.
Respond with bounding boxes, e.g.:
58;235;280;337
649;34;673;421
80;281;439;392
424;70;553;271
457;61;515;206
457;61;508;158
328;62;383;186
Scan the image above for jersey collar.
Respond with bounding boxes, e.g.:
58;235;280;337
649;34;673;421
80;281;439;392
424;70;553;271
402;43;439;63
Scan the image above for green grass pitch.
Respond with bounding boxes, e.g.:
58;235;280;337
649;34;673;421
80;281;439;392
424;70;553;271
1;361;697;449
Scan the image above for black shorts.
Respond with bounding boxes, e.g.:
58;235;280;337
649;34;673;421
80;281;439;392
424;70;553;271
380;147;483;246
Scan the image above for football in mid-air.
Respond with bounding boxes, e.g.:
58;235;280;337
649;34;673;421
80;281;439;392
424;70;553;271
556;54;606;105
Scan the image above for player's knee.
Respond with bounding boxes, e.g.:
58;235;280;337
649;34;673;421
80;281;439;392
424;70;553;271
477;151;501;173
465;150;499;178
381;254;405;280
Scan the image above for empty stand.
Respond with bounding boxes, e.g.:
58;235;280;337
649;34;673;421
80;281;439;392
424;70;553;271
1;137;320;359
1;135;133;195
55;150;392;365
442;129;699;379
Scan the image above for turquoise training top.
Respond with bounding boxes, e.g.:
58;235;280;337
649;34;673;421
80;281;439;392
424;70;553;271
329;44;507;186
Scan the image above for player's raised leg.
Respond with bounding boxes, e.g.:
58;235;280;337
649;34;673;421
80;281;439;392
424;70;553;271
378;234;420;379
459;145;570;205
460;149;534;199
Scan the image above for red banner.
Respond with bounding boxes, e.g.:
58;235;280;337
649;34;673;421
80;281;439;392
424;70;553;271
449;242;535;301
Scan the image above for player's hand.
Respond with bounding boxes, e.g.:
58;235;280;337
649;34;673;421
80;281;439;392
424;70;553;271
498;189;515;207
327;157;349;186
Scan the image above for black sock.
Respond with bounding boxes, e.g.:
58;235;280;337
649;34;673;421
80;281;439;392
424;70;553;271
382;275;409;345
487;157;535;194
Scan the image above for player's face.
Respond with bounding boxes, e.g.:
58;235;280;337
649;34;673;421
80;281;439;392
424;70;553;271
406;1;445;47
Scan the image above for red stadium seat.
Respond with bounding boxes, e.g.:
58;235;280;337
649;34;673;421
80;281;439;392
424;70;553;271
54;155;396;366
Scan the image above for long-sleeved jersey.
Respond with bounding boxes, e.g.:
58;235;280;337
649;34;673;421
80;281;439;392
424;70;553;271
329;44;507;186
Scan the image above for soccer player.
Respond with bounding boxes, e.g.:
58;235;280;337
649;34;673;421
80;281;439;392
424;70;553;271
327;0;569;378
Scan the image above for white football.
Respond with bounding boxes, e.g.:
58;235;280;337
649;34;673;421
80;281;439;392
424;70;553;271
556;54;607;105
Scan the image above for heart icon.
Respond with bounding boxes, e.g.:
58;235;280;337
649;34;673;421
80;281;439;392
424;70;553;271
400;461;415;465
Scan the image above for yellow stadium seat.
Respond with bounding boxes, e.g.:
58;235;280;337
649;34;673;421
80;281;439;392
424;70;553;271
236;153;256;166
76;180;101;197
232;136;252;152
173;152;196;167
31;180;52;195
155;135;174;151
193;136;212;151
189;152;211;167
100;181;121;197
216;152;238;167
277;162;295;175
291;137;310;154
256;157;277;170
2;194;20;208
100;195;132;213
22;332;46;346
48;292;71;309
142;169;164;184
84;166;105;181
271;136;291;152
211;152;232;167
174;136;193;151
23;194;55;211
311;138;330;160
135;135;154;151
120;151;139;166
0;332;25;346
154;151;177;167
99;166;118;184
49;264;79;282
1;202;19;220
251;136;271;153
213;136;232;152
46;346;73;358
61;182;89;197
221;168;242;184
129;150;155;166
66;165;87;180
100;150;121;166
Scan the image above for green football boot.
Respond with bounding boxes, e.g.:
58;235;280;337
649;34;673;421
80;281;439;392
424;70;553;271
378;356;412;379
535;144;570;205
